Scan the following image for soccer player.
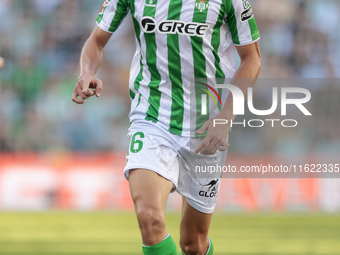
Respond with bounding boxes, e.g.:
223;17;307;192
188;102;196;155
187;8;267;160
72;0;261;254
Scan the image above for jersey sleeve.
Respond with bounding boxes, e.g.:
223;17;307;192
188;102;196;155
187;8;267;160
96;0;130;33
225;0;260;46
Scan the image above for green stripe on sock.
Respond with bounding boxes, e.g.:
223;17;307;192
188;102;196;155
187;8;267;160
142;234;179;255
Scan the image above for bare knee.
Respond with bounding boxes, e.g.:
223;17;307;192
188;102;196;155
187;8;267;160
136;206;165;241
129;169;173;245
180;237;208;255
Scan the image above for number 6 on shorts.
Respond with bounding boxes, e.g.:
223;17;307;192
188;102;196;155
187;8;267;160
130;132;144;153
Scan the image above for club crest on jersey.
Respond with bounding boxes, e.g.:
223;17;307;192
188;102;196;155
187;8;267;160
195;0;209;12
145;0;157;7
242;0;251;9
99;0;110;14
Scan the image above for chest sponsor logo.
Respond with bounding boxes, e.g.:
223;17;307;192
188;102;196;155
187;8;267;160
241;0;253;22
140;17;209;37
195;0;209;12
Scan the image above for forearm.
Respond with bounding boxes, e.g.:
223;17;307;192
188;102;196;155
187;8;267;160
219;53;261;121
79;37;105;77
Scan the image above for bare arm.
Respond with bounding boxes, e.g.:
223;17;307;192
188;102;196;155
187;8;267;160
72;26;112;104
218;41;261;122
195;41;261;155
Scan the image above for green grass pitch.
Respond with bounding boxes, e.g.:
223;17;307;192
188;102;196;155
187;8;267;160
0;212;339;255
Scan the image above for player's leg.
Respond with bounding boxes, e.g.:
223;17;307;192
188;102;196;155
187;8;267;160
125;120;181;253
129;169;179;254
179;198;213;255
129;169;172;245
175;136;227;254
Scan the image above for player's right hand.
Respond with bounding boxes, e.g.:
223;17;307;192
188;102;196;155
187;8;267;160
72;75;103;104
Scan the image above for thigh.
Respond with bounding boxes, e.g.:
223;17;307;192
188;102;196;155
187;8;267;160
180;197;211;249
129;169;173;212
124;121;180;192
175;133;228;214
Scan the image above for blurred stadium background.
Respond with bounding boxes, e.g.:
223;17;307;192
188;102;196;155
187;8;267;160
0;0;340;254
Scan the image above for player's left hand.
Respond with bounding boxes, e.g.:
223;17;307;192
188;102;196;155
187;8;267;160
194;115;230;155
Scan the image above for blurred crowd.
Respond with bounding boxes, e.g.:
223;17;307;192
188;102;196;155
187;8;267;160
0;0;339;153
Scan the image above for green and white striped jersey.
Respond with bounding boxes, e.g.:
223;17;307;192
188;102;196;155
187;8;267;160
96;0;259;137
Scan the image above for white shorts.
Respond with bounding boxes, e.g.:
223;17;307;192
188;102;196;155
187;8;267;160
124;120;228;214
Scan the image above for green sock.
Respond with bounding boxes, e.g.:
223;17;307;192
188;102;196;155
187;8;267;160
206;237;214;255
181;237;213;255
142;234;179;255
